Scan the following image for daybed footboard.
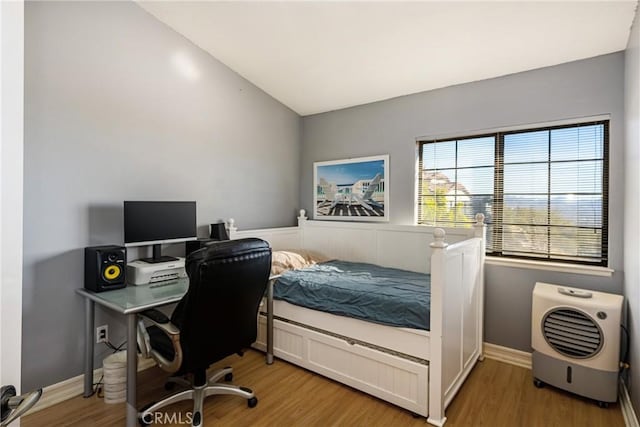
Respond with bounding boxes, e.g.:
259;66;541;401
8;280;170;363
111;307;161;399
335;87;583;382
229;212;486;426
427;216;485;426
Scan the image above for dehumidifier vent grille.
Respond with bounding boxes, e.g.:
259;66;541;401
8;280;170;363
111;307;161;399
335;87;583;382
542;308;603;359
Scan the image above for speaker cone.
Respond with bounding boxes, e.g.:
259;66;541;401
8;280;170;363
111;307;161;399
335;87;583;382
103;264;122;281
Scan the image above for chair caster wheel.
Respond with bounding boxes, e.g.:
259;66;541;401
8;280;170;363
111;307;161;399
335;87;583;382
533;378;544;388
248;397;258;408
597;401;609;408
224;373;233;382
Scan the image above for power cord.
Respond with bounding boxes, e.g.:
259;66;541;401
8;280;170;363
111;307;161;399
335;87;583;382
620;324;630;373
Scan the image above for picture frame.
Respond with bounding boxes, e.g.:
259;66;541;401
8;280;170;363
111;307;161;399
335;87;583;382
313;155;389;221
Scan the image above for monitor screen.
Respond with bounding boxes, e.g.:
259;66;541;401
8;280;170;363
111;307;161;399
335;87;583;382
124;201;197;246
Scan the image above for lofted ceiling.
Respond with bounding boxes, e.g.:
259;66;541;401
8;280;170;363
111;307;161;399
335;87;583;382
137;1;638;116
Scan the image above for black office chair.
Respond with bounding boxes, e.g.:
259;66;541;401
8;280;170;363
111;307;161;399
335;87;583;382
137;238;271;426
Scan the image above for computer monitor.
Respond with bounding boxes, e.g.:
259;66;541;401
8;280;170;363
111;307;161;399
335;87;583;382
124;201;197;263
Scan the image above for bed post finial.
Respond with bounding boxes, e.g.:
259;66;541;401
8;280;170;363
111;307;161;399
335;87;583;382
473;213;486;239
430;228;448;248
225;218;237;239
297;209;308;227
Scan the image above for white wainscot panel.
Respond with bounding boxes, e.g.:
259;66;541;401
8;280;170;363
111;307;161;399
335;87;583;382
376;230;431;273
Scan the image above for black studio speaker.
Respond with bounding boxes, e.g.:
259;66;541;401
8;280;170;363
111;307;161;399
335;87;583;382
209;222;230;240
185;223;230;257
185;238;216;257
84;245;127;292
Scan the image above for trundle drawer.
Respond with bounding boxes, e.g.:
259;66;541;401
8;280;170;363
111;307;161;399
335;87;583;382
256;314;429;416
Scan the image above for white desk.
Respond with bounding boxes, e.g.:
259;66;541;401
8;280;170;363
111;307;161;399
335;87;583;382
77;278;275;427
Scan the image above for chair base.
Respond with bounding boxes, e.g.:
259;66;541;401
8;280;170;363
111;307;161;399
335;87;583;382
139;367;257;426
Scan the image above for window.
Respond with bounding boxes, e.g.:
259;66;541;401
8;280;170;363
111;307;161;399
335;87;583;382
417;120;609;266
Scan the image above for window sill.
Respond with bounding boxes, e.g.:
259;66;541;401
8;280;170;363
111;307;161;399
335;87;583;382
485;256;614;277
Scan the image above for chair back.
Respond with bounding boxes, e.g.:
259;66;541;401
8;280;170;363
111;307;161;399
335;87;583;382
172;238;271;372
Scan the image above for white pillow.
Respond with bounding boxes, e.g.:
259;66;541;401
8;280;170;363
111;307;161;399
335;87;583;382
270;250;331;276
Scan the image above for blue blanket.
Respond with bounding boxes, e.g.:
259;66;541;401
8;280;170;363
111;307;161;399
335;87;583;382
273;260;431;331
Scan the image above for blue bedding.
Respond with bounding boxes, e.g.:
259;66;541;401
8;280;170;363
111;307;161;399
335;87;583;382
273;260;431;331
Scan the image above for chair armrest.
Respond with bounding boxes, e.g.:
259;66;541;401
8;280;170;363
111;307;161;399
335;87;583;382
138;309;183;373
137;319;151;359
139;309;180;335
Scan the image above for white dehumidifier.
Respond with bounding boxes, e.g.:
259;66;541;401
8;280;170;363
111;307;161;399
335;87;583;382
532;282;623;407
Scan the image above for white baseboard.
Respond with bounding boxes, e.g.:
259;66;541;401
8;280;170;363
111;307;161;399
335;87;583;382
620;381;640;427
29;357;156;413
483;342;532;370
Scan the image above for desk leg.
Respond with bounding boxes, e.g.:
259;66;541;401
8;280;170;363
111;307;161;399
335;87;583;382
126;313;138;427
266;279;274;365
83;298;94;397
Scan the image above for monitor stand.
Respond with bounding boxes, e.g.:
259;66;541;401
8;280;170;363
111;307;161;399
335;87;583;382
140;244;178;264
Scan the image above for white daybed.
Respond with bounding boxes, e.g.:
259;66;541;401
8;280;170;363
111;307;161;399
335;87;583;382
227;211;486;426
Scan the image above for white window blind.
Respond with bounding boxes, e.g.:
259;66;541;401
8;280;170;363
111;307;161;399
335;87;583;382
417;120;608;266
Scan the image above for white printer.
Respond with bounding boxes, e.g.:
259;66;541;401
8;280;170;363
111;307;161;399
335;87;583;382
126;258;187;285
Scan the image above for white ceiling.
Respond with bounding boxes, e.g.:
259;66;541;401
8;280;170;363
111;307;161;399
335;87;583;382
138;1;638;116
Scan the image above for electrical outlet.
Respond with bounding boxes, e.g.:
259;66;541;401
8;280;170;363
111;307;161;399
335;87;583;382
96;325;108;344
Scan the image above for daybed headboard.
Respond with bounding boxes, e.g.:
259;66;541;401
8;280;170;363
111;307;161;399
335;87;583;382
226;211;484;274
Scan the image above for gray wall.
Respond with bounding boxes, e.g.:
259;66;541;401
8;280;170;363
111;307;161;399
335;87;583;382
23;1;300;390
301;53;625;352
624;6;640;414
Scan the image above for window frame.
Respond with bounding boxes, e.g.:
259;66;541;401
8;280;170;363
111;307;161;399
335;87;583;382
417;119;609;267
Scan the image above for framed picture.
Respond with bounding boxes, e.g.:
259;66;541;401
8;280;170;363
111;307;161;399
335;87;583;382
313;155;389;221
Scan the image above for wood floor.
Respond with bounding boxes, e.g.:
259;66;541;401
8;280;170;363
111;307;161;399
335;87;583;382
23;350;624;426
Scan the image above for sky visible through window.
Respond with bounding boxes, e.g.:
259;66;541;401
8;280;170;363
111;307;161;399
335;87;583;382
423;125;603;196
